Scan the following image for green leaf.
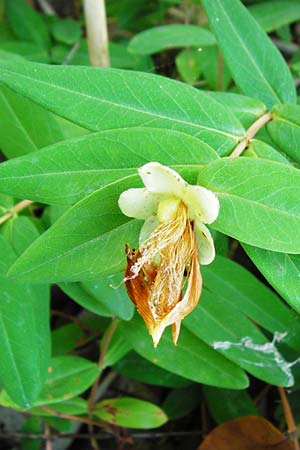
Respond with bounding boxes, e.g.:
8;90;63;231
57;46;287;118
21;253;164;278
197;46;231;91
162;385;202;420
202;256;300;352
243;245;300;314
82;273;135;320
4;0;50;48
197;158;300;253
249;1;300;33
22;416;41;450
175;48;202;84
0;235;50;408
244;139;291;164
128;24;216;55
51;323;85;356
202;0;296;108
35;356;99;406
31;397;88;416
185;289;293;386
113;351;192;388
0;41;49;62
51;18;81;45
0;127;218;205
267;104;300;163
207;92;266;129
59;282;114;317
95;397;168;429
203;386;257;424
0;61;245;155
51;40;154;71
1;216;40;255
101;322;131;367
120;315;248;389
7;176;142;282
0;86;63;159
0;356;99;407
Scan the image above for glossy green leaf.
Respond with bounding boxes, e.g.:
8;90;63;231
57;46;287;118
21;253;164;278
207;92;266;129
0;127;218;205
0;86;63;159
120;315;248;389
162;385;202;420
0;356;99;408
185;289;293;386
95;397;168;429
0;235;50;408
7;176;142;282
0;61;245;155
51;18;81;45
267;104;300;163
244;245;300;314
197;158;300;253
113;351;192;388
203;386;257;424
244;139;291;164
4;0;50;48
249;1;300;33
202;256;300;352
175;48;202;84
128;24;216;55
202;0;296;108
35;356;99;406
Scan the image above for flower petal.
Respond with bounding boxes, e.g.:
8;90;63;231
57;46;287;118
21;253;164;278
195;220;216;265
118;188;160;219
184;185;219;224
139;216;159;247
139;162;187;197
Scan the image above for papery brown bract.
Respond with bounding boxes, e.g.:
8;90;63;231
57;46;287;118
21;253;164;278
124;202;202;347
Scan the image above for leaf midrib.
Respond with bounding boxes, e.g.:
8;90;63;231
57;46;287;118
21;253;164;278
0;68;241;141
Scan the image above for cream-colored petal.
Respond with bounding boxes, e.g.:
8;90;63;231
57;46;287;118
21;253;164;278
139;162;187;197
195;220;215;265
118;188;160;220
184;185;219;224
139;216;159;247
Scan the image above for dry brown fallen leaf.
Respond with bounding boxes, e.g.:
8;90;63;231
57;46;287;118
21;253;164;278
198;415;295;450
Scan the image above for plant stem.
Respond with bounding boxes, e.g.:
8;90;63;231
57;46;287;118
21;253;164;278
217;51;223;91
36;0;56;15
278;387;300;450
230;112;272;157
83;0;110;67
88;318;119;450
0;199;33;226
40;406;106;430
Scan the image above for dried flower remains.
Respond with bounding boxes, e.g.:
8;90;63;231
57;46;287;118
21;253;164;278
118;162;219;347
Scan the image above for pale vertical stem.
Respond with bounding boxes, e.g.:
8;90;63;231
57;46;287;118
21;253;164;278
83;0;110;67
36;0;56;15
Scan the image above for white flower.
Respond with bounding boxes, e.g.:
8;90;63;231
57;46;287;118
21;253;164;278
118;162;219;347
